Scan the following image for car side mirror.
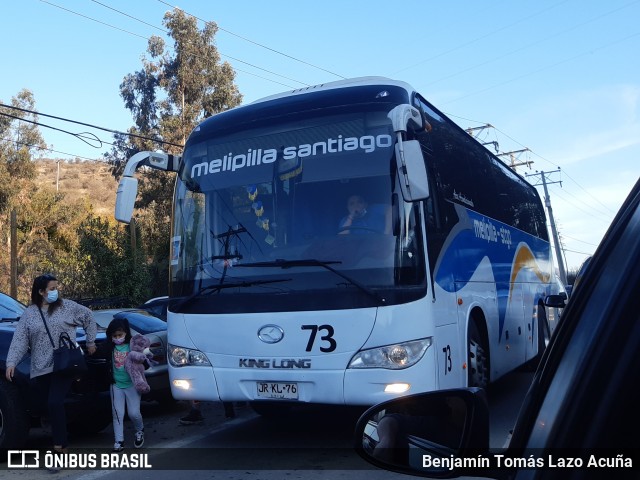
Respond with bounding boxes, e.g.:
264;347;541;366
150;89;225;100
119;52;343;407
544;294;567;309
354;388;490;477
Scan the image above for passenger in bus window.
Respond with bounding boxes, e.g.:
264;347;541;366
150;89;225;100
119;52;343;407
338;194;391;234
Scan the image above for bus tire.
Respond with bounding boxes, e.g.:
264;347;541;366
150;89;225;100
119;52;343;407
468;320;490;388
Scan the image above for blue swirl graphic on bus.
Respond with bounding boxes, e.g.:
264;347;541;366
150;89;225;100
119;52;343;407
434;208;550;341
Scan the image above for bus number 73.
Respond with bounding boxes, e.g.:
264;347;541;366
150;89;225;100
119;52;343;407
301;325;337;353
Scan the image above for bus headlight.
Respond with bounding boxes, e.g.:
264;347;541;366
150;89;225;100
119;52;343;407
168;344;211;367
348;338;432;369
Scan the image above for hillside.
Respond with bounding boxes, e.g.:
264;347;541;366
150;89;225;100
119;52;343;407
34;159;117;217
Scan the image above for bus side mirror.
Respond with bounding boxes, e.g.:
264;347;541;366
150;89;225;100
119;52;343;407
396;140;429;202
115;176;138;224
544;294;567;309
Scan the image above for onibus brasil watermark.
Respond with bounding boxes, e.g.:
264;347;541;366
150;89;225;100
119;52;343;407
7;450;152;469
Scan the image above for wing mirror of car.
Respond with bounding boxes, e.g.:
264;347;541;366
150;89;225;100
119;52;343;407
353;388;490;477
544;294;567;309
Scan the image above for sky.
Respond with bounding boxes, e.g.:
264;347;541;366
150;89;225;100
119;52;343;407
2;0;639;272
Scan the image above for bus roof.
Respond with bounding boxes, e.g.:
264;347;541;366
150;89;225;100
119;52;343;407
249;76;416;106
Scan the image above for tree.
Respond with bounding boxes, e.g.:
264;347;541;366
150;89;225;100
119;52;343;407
0;90;45;159
0;91;149;304
0;90;46;214
0;90;47;295
75;215;151;305
9;186;93;301
106;9;242;295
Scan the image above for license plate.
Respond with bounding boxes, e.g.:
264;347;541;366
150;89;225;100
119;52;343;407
256;382;298;399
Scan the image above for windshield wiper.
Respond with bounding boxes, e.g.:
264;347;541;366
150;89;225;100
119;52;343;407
235;259;386;305
172;277;292;312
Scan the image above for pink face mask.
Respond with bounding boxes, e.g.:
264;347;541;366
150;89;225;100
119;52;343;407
112;337;126;345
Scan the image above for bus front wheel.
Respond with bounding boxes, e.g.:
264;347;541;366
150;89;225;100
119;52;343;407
468;321;490;388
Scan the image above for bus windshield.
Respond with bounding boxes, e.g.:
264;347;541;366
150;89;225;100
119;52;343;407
170;105;427;313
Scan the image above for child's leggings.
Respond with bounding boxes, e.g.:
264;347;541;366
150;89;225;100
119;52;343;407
111;384;143;442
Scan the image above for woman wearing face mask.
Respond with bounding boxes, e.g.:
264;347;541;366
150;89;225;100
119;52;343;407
93;317;147;452
5;273;97;455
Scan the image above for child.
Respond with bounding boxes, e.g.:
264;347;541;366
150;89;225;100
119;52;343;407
94;317;148;451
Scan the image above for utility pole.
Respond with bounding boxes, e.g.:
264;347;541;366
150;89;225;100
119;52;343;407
482;141;500;153
498;148;533;171
56;159;61;192
10;209;17;298
526;169;567;285
466;124;493;135
467;124;500;153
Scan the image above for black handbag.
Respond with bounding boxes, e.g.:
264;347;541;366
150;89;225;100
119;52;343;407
39;309;88;377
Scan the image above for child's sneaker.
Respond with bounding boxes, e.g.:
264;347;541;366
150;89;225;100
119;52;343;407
179;410;204;425
113;441;124;452
134;430;144;448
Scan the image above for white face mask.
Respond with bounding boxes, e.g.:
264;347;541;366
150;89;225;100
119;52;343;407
112;337;126;345
46;290;58;303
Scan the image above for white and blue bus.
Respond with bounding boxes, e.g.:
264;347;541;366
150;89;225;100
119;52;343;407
115;77;552;414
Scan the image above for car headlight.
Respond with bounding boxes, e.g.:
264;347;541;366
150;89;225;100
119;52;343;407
168;344;211;367
348;338;432;369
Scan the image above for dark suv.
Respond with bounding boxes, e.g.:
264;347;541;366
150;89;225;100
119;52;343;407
0;293;111;449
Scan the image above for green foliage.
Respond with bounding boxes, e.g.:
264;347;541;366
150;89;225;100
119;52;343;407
2;9;246;303
75;215;151;305
0;165;149;305
105;8;243;295
0;89;45;214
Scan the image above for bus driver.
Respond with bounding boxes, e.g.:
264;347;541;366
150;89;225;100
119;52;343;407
338;194;391;235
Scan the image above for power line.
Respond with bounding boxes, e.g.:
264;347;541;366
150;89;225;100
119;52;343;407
417;1;640;89
549;185;613;224
155;0;346;80
451;113;616;227
393;0;572;75
39;0;148;39
0;103;182;149
39;0;303;89
90;0;308;87
560;233;600;248
0;110;109;148
14;140;100;162
91;0;164;33
436;27;640;109
563;247;595;257
488;123;616;216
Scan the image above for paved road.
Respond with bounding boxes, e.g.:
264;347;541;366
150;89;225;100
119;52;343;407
3;369;533;479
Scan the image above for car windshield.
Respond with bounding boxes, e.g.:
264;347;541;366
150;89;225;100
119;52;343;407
114;311;167;335
0;292;26;321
